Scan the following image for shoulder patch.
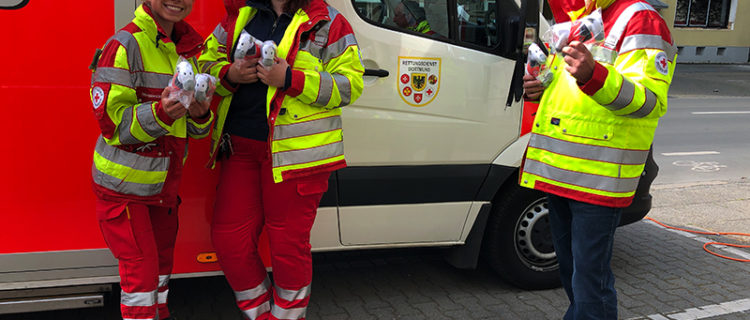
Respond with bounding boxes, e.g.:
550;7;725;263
654;51;669;76
92;86;105;109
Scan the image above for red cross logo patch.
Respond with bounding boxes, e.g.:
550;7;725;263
654;51;669;76
92;86;105;109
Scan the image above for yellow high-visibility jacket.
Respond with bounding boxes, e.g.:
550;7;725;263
199;0;364;183
520;0;676;207
90;4;213;206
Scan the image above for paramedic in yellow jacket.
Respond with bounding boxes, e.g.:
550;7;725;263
90;0;213;319
198;0;364;318
521;0;675;318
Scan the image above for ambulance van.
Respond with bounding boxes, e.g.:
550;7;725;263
0;0;656;314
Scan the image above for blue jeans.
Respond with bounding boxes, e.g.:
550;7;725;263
546;194;622;320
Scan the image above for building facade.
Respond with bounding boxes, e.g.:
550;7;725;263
660;0;750;63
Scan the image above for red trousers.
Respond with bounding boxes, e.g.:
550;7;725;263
212;136;329;320
97;198;178;320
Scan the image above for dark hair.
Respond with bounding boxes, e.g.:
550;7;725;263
400;0;426;21
285;0;311;14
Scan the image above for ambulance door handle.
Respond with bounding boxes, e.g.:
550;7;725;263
364;69;389;78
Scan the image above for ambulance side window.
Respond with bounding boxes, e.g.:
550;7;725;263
457;0;498;47
353;0;448;39
352;0;519;53
0;0;29;9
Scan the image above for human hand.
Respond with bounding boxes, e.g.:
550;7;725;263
188;94;211;119
562;41;595;84
225;57;261;84
257;57;289;88
161;86;187;120
523;74;545;100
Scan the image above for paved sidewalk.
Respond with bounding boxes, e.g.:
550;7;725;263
669;64;750;98
648;179;750;242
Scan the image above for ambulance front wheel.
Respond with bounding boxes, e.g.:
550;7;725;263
482;184;561;290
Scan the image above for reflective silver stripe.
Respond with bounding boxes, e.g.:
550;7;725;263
235;278;271;302
118;106;142;145
524;159;640;193
201;61;218;73
158;289;169;304
92;165;165;196
300;39;325;61
273;141;344;167
528;134;649;165
313;72;334;106
120;290;156;307
604;75;635;111
274;284;311;302
136;102;168;138
187;120;210;136
333;74;352;107
212;24;228;47
94;67;132;87
242;301;271;320
322;34;357;64
274;116;342;140
158;275;170;288
271;305;307;320
135;71;173;90
604;2;655;49
113;30;144;72
95;136;169;172
326;5;340;21
620;34;677;60
625;87;657;118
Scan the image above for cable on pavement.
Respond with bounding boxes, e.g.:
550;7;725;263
644;217;750;262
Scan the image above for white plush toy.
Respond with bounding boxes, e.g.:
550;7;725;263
172;59;195;91
194;73;217;103
234;30;262;61
260;40;277;68
169;57;196;108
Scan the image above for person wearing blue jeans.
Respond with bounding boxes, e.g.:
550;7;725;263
546;194;622;319
520;0;675;318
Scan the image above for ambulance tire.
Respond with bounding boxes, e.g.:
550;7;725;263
482;184;561;290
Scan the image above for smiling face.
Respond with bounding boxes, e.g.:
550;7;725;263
145;0;194;32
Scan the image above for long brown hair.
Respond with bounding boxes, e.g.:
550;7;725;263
284;0;311;14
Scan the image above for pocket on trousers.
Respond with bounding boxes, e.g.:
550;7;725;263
296;178;329;197
98;206;143;261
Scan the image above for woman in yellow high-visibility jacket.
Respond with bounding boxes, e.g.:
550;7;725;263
90;0;213;319
198;0;364;318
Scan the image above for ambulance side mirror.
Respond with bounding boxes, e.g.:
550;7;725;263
503;0;540;106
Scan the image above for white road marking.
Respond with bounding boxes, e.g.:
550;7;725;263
692;111;750;115
646;220;750;260
627;298;750;320
661;151;720;156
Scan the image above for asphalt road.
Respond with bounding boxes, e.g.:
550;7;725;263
653;96;750;185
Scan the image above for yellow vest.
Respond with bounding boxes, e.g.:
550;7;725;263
91;5;212;199
520;1;676;207
199;3;364;182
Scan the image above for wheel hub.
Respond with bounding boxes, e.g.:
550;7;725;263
514;198;557;271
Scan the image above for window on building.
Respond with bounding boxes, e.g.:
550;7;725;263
674;0;731;28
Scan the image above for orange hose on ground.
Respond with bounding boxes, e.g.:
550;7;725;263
644;217;750;262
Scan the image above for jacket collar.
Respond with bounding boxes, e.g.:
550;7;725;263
134;4;204;57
